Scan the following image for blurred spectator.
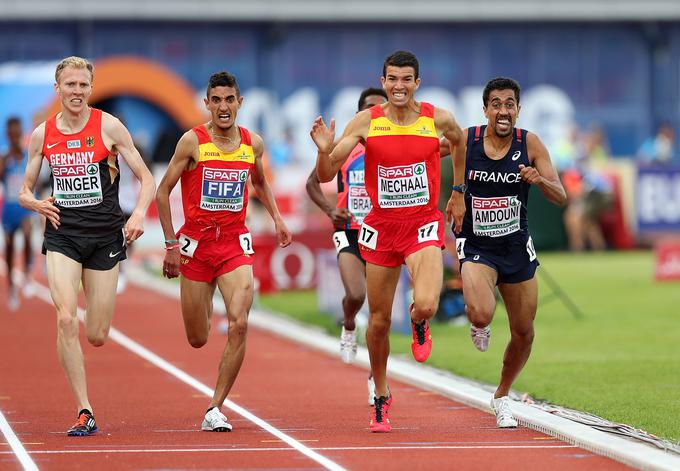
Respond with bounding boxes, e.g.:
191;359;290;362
636;123;676;165
1;116;35;310
562;125;614;251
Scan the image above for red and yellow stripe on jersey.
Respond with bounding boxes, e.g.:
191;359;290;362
364;102;441;218
180;125;255;230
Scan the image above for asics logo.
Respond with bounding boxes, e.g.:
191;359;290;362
46;142;60;149
109;251;121;258
511;151;521;161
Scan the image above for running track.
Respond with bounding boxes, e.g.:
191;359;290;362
0;265;631;470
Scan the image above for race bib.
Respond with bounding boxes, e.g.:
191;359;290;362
417;221;439;243
52;163;103;207
200;167;248;212
332;231;350;253
178;233;199;258
377;162;430;208
526;236;536;262
347;186;371;224
239;232;255;255
358;222;378;250
471;195;521;237
455;237;467;260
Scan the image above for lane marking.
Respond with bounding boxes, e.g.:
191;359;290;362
0;409;39;470
27;280;346;471
1;444;578;455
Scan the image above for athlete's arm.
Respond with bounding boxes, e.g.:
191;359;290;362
19;123;60;229
439;137;452;158
251;133;292;248
0;153;7;180
102;113;156;244
523;132;567;207
305;168;350;228
156;131;198;278
311;110;369;183
436;108;466;232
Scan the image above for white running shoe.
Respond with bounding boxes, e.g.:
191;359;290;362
470;325;491;352
367;377;375;406
22;279;35;299
8;288;19;312
201;407;232;432
490;396;518;428
340;327;358;364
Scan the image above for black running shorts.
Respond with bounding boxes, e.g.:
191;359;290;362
332;229;365;264
42;229;127;270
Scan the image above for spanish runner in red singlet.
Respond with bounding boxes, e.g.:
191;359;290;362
19;56;156;436
156;71;291;432
311;51;465;432
306;87;387;405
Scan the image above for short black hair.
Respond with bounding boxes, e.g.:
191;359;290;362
207;71;240;97
358;87;387;111
483;77;521;107
6;116;21;128
382;50;419;80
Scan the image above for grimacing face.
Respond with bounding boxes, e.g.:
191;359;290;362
484;89;520;138
205;85;243;131
381;65;420;108
55;66;93;114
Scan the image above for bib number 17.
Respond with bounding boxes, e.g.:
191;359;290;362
358;223;378;250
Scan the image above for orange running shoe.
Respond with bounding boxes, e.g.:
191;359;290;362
67;410;98;436
370;395;392;433
410;318;432;362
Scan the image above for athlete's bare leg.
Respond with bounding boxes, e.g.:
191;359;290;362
366;263;401;397
46;251;90;413
210;265;254;408
495;277;538;398
20;217;33;277
338;252;366;330
4;231;15;291
82;265;119;347
461;262;498;329
405;246;443;323
180;277;217;348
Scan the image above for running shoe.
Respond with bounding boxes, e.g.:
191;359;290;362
67;410;98;436
491;396;518;428
7;288;19;312
201;407;232;432
22;279;35;299
370;395;392;433
340;327;358;364
410;319;432;362
367;377;375;406
470;324;491;352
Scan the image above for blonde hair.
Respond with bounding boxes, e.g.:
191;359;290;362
55;56;94;83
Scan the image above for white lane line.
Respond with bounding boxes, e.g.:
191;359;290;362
0;410;39;471
29;281;345;471
0;444;578;455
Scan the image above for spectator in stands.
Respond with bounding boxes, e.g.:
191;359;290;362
562;125;613;251
637;123;676;165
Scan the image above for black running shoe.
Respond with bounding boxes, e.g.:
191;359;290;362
67;411;98;436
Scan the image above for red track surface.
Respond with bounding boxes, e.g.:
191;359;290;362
0;267;631;470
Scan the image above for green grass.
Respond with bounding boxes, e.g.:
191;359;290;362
260;250;680;443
